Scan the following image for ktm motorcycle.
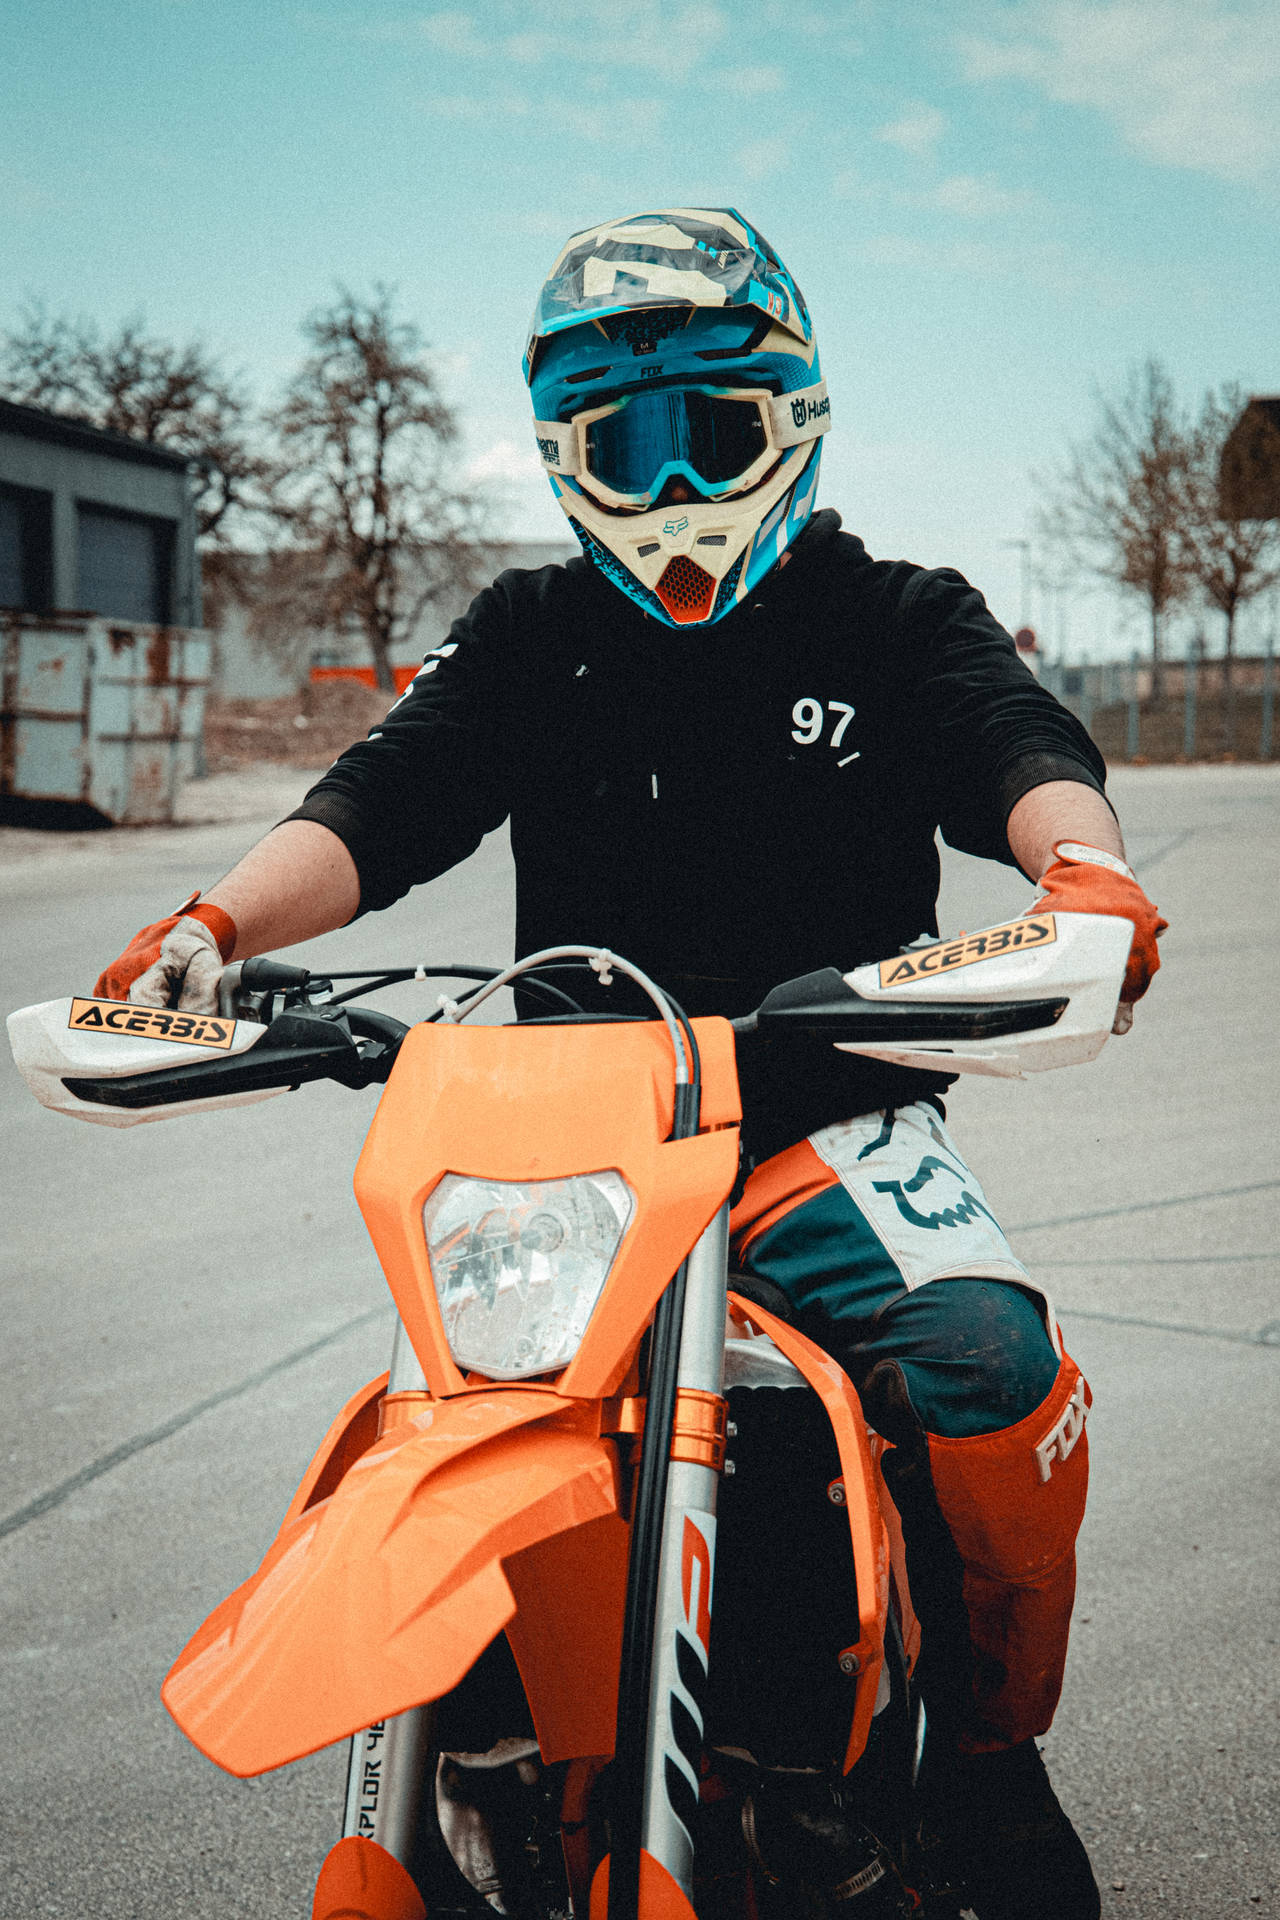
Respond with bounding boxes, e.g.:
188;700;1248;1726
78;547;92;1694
8;910;1130;1920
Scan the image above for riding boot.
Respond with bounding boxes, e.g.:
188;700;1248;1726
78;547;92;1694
862;1352;1100;1919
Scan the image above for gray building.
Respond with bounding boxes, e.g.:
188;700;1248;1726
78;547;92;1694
1220;396;1280;521
0;401;208;822
0;399;201;627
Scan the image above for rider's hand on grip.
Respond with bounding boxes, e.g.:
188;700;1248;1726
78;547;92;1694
94;891;238;1012
1029;842;1166;1031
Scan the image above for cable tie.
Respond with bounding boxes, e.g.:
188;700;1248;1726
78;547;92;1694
436;993;461;1023
589;950;616;989
414;964;427;982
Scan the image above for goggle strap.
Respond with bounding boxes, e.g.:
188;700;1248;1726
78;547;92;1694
533;419;580;475
768;380;831;447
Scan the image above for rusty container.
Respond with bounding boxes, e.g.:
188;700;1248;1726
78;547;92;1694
0;613;210;824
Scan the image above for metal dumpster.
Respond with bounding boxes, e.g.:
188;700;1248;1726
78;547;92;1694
0;613;210;824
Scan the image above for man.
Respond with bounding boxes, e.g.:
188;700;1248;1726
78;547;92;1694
97;210;1163;1918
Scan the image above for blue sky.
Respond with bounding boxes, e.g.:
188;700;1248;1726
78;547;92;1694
3;0;1277;654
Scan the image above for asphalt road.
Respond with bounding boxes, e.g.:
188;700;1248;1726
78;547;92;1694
1;764;1277;1918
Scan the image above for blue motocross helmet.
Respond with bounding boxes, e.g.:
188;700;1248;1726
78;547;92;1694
524;209;829;627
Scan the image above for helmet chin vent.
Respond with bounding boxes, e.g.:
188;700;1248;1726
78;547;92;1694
656;555;718;623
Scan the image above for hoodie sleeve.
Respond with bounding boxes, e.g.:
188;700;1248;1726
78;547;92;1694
899;565;1108;867
284;581;516;914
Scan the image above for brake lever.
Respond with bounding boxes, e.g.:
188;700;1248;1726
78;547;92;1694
219;960;334;1027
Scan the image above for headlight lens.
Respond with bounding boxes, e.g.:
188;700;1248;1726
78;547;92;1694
423;1170;635;1378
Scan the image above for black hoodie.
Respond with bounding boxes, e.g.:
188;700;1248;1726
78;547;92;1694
290;510;1105;1160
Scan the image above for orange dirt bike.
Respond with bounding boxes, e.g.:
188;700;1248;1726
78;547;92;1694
8;913;1130;1920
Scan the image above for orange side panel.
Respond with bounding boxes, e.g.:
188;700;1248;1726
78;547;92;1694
728;1138;841;1262
353;1018;741;1402
162;1394;623;1777
312;1836;426;1920
282;1372;389;1529
726;1295;890;1773
871;1439;921;1674
590;1851;700;1920
504;1511;630;1762
560;1756;610;1916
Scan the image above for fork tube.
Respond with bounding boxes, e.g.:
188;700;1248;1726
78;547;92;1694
610;1268;687;1920
342;1706;436;1865
607;1202;730;1917
388;1314;428;1391
341;1317;433;1871
637;1203;730;1900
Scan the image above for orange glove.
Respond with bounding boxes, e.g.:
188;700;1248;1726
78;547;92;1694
95;890;238;1012
1031;842;1166;1026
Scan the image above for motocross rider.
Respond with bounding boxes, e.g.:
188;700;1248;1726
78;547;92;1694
97;210;1164;1920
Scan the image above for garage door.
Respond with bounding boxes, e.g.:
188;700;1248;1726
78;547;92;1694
77;505;172;623
0;491;22;608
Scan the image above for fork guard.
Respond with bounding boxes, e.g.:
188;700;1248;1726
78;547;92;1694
162;1385;631;1778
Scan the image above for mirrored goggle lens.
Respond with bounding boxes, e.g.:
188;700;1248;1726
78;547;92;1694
583;389;769;501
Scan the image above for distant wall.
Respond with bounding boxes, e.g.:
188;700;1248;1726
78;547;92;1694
206;539;577;697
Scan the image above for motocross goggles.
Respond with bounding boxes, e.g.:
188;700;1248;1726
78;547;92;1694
534;378;830;511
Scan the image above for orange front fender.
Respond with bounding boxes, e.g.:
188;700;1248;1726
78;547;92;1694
163;1391;628;1777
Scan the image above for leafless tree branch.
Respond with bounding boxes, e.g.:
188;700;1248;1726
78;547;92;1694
1037;358;1193;705
0;302;269;547
261;286;492;692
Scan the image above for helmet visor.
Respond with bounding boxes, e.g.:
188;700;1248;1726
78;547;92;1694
578;386;774;509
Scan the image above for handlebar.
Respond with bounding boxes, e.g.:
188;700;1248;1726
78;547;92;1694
62;999;409;1112
57;953;1069;1116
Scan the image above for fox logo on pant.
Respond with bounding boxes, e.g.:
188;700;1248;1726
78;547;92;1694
1035;1375;1089;1481
872;1155;999;1233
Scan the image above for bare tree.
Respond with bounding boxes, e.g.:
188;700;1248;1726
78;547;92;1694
262;287;489;693
0;302;266;546
1176;383;1280;750
1039;358;1191;706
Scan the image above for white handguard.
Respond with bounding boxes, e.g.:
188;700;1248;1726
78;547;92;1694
838;910;1133;1079
6;996;275;1127
128;915;225;1012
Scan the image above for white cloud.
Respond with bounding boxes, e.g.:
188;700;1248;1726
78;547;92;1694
861;233;931;269
560;96;667;141
855;230;1134;305
760;0;859;36
503;30;557;62
422;87;664;142
569;3;729;82
432;347;475;384
874;103;947;155
957;1;1280;185
393;1;728;82
511;208;584;237
926;174;1032;218
830;168;1031;219
0;168;63;217
720;64;786;97
734;135;792;183
466;438;543;484
422;90;536;119
420;10;491;56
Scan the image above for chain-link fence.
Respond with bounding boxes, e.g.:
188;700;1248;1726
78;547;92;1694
1038;635;1276;762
